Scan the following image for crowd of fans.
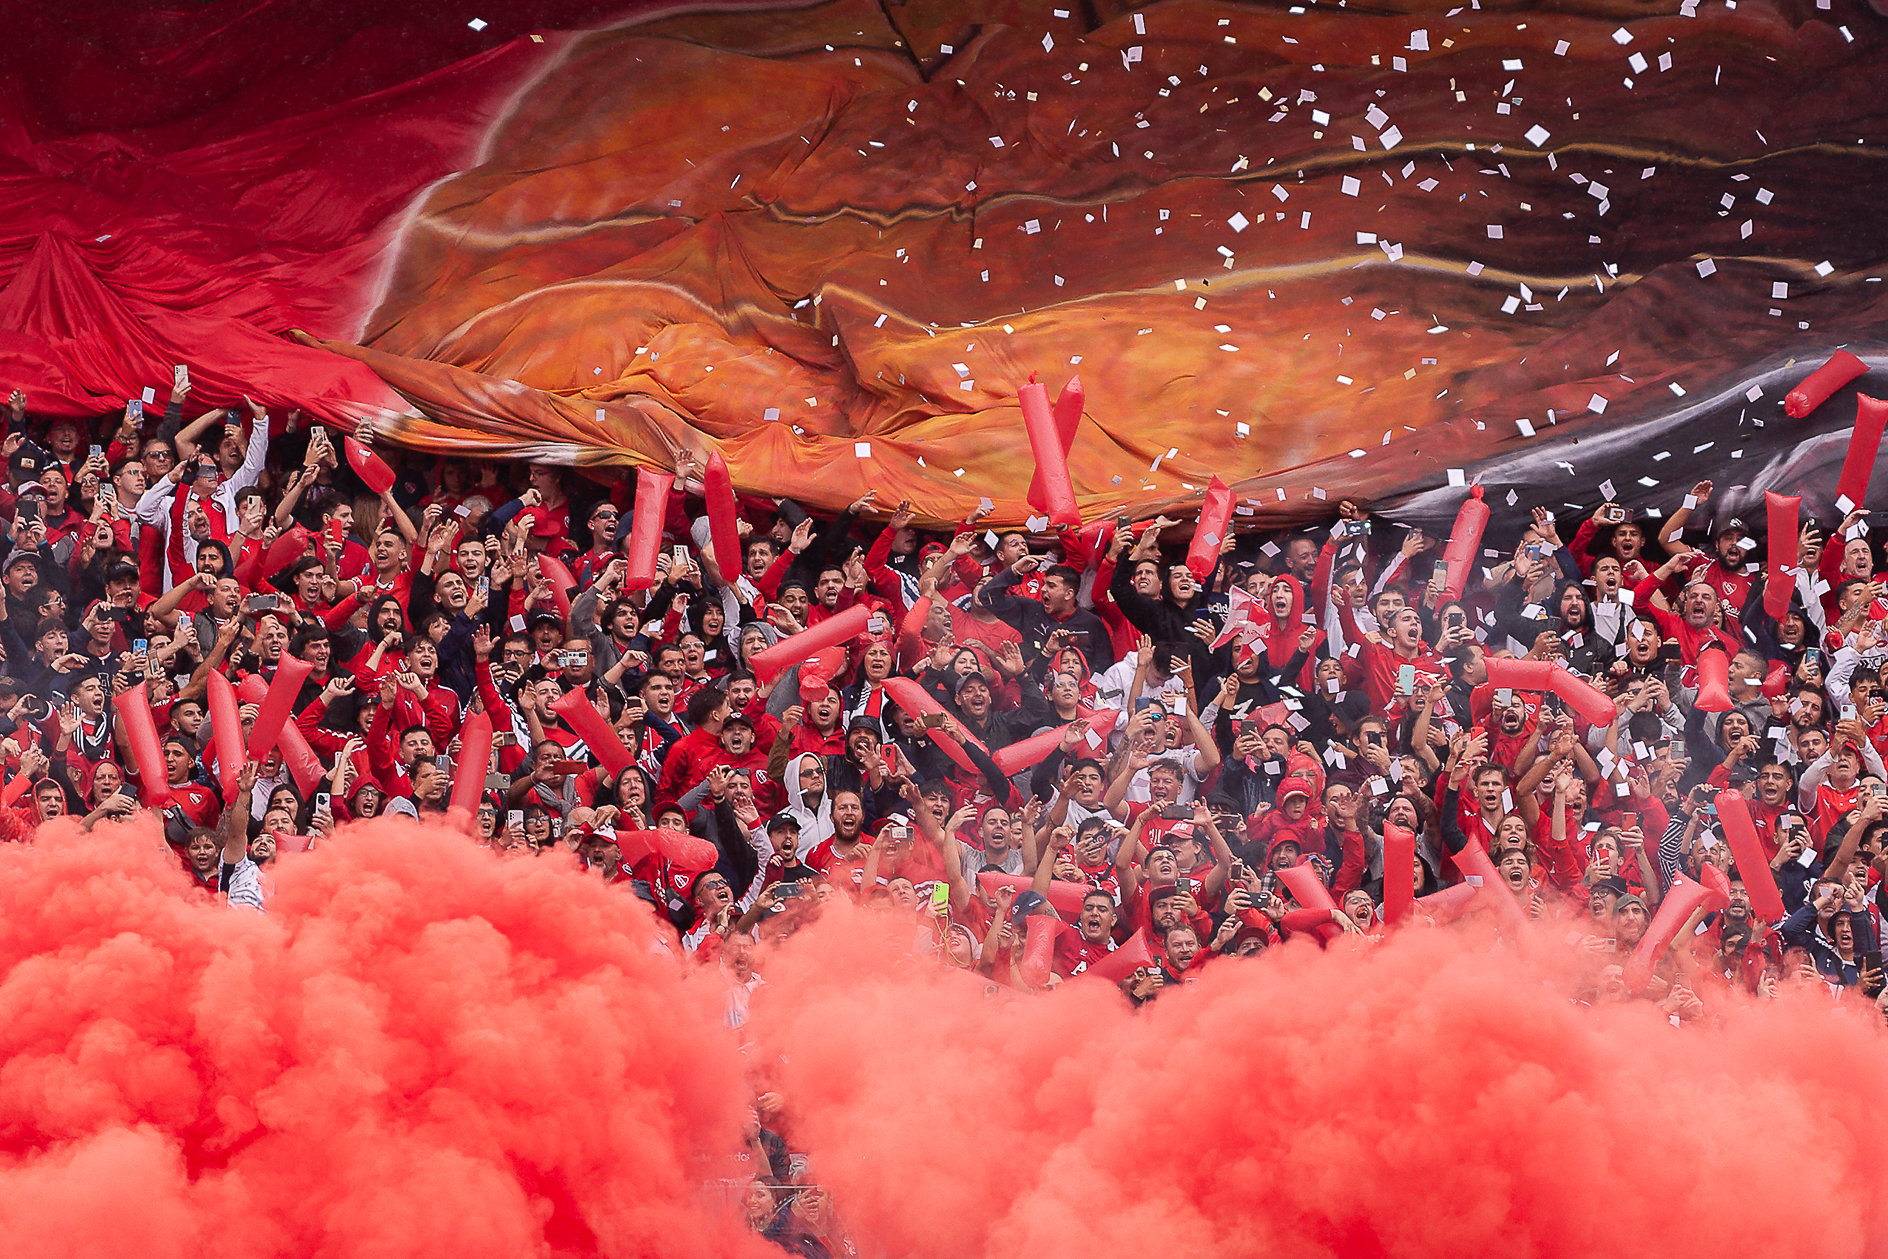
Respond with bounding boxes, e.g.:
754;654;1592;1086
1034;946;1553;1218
7;373;1887;1251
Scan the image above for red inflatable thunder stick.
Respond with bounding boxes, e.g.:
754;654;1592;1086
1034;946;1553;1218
236;524;312;590
1483;656;1617;729
1714;790;1789;924
977;872;1094;918
1624;873;1728;993
1020;378;1080;528
1483;657;1559;692
235;674;323;794
205;671;245;800
1438;485;1488;603
1452;838;1529;933
536;554;577;623
1383;821;1416;924
1021;914;1062;987
449;709;494;830
704;450;742;573
1083;928;1157;982
616;828;719;878
991;709;1120;776
1275;861;1344;943
344;435;395;494
1026;376;1083;518
1836;394;1888;513
1694;644;1733;713
746;605;872;683
623;466;675;591
118;681;172;808
1186;476;1236;581
550;687;635;778
1764;491;1800;620
883;676;988;775
1784;348;1867;418
246;654;312;764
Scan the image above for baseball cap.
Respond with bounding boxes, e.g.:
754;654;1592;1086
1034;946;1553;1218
765;811;802;834
8;441;49;478
1276;776;1312;804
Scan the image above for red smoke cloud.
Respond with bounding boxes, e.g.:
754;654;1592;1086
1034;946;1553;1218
0;815;766;1259
8;821;1888;1258
756;907;1888;1259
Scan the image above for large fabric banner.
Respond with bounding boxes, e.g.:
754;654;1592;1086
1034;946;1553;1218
3;0;1886;528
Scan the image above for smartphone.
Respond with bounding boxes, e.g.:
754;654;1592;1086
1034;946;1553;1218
17;498;39;523
1176;877;1196;896
1863;951;1885;999
506;809;524;830
1446;610;1466;628
492;732;516;749
1396;663;1416;696
132;638;148;654
928;882;950;911
776;882;806;899
881;747;900;775
174;364;189;388
245;594;280;613
314;791;331;812
550;759;588;776
1620;812;1638;831
127;399;144;422
672;544;688;569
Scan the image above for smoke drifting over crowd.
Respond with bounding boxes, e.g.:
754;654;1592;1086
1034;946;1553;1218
7;819;1888;1258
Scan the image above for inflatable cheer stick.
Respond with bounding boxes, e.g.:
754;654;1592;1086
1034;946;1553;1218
1484;657;1560;693
1383;821;1416;925
1836;394;1888;514
205;670;244;801
1438;485;1489;602
704;450;743;579
616;827;719;876
1415;881;1480;925
344;436;394;495
623;466;675;592
236;524;312;591
747;605;871;683
1454;838;1529;934
1083;928;1157;983
235;674;323;794
537;554;577;625
1551;669;1623;730
118;681;172;808
449;709;494;830
1021;914;1063;987
991;710;1119;777
1026;376;1083;512
1764;491;1801;620
245;655;312;764
1694;643;1733;713
883;675;988;775
1785;349;1867;419
1020;379;1080;528
1624;873;1722;993
1274;862;1344;943
550;687;636;778
1185;476;1236;581
1714;790;1788;924
977;872;1093;918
